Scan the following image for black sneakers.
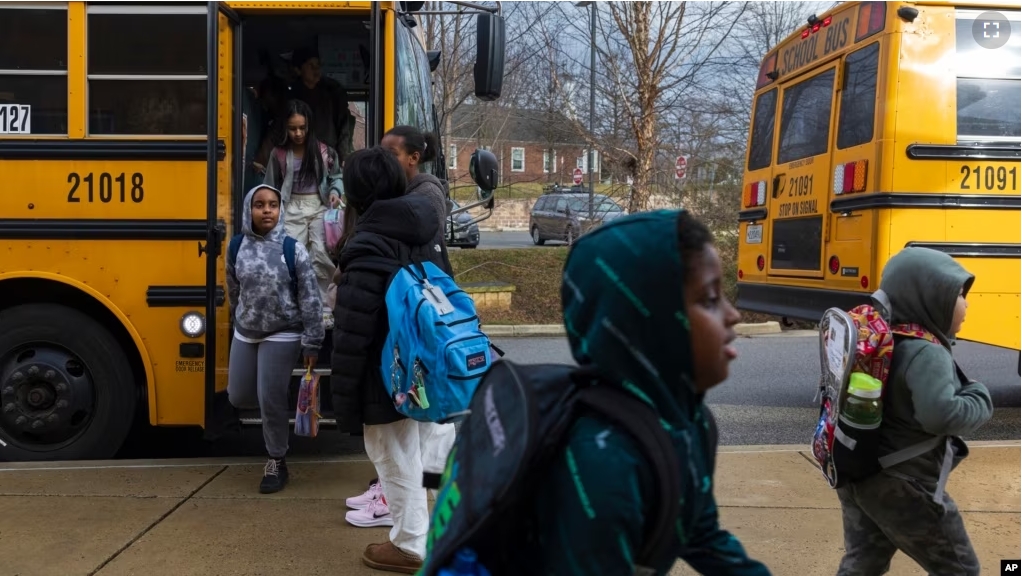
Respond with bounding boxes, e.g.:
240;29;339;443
259;457;289;494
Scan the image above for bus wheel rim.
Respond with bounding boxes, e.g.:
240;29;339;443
0;345;97;450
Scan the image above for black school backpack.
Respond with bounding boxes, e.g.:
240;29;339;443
420;360;682;576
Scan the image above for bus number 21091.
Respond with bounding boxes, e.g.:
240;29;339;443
68;172;145;203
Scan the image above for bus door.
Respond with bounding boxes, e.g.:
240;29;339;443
766;62;839;280
203;2;239;437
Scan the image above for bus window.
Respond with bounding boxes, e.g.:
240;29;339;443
955;10;1021;141
747;89;777;171
395;20;436;171
837;42;880;149
778;69;835;164
0;5;68;135
86;5;207;136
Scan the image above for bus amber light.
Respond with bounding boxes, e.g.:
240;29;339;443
829;256;840;275
856;1;886;42
833;160;869;194
746;181;767;207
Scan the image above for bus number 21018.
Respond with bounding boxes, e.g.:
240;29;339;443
68;172;144;203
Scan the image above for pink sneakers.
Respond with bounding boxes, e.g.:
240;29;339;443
345;494;394;528
346;480;383;510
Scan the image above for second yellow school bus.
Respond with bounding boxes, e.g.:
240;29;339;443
736;0;1020;353
0;1;504;461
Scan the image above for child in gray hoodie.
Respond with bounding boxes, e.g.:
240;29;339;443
226;184;325;494
837;247;993;575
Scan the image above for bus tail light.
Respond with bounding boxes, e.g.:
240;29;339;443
861;275;870;289
757;255;765;271
833;160;868;195
745;181;767;207
856;1;887;42
829;256;840;275
738;269;744;279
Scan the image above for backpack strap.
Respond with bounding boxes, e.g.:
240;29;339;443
228;234;243;271
282;236;299;295
574;384;681;572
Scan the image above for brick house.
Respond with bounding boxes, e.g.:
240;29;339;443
444;104;600;188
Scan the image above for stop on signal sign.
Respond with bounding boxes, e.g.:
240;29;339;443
675;155;688;180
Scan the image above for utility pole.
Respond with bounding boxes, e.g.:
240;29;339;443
577;1;596;221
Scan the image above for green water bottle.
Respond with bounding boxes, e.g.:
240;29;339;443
840;372;883;429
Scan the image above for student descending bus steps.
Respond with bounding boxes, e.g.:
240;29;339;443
225;184;324;494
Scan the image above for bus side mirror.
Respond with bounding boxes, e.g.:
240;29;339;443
474;13;505;101
470;149;499;199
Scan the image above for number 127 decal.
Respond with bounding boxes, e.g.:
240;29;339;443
0;104;31;134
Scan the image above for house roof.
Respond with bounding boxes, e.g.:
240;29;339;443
448;104;578;146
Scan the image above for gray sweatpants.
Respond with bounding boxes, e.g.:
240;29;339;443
837;472;979;576
227;336;302;459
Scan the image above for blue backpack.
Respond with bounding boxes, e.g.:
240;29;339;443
380;260;493;423
227;234;298;295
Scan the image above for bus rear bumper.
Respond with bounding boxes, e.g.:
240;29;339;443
736;282;871;323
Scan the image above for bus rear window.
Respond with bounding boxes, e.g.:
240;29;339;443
838;42;880;149
955;10;1021;141
747;89;776;171
778;69;835;164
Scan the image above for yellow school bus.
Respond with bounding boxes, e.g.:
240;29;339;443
736;0;1020;353
0;1;503;461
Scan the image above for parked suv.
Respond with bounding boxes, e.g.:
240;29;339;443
529;188;625;246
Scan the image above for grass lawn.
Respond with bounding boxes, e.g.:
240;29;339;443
450;236;812;328
449;247;568;325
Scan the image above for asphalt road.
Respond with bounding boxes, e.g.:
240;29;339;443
475;230;553;249
118;334;1019;459
495;334;1021;446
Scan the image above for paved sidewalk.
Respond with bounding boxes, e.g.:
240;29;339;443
0;443;1017;576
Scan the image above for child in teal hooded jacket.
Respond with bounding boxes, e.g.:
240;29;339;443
514;209;770;575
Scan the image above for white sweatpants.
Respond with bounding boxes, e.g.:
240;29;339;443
363;419;456;560
283;194;335;312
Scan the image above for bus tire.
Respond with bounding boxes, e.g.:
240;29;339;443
0;303;136;461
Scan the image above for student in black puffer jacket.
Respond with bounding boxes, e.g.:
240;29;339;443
330;146;456;575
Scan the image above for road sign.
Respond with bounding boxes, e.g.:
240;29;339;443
572;167;584;186
675;155;688;180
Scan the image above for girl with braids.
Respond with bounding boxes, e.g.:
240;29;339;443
264;99;343;328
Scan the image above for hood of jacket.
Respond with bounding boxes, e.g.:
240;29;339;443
242;184;287;242
880;247;974;349
408;172;446;197
561;210;698;427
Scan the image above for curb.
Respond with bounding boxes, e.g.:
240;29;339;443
483;322;783;338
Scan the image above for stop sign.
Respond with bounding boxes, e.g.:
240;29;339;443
572;167;584;186
675;155;688;180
